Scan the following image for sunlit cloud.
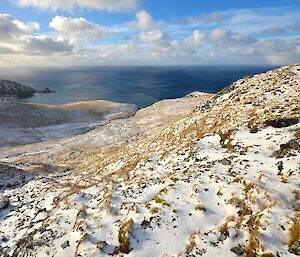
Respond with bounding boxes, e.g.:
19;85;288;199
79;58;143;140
1;6;300;66
50;16;107;40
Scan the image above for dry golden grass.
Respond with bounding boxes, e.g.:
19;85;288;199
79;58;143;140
185;231;201;253
194;204;206;212
74;232;90;257
288;212;300;247
229;194;242;207
245;214;262;257
117;219;133;254
236;202;253;229
218;130;234;151
293;190;300;201
151;207;160;214
154;196;170;207
295;130;300;139
233;175;244;183
243;182;256;195
247;108;260;133
219;216;235;238
73;207;87;230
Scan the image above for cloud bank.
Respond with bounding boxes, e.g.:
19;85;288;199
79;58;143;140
1;6;300;66
15;0;140;11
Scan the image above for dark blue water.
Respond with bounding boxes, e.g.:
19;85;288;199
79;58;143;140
0;66;276;108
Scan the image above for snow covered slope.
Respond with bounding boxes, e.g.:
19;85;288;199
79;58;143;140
0;100;137;147
0;63;299;257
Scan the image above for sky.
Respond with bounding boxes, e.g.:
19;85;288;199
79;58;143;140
0;0;300;66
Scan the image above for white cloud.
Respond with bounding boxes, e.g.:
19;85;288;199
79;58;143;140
185;30;205;48
206;28;257;46
255;39;298;54
135;10;154;30
138;30;165;43
0;13;73;57
206;28;230;42
15;0;140;11
2;7;300;66
0;13;39;40
23;35;74;54
50;16;107;40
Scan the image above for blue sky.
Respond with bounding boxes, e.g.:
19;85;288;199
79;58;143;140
0;0;300;66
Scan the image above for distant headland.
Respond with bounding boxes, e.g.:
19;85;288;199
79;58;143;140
0;79;56;98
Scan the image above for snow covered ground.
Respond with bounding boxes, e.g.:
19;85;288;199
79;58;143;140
0;63;299;257
0;100;137;147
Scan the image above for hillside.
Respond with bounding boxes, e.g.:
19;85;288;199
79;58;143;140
0;63;299;257
0;100;137;147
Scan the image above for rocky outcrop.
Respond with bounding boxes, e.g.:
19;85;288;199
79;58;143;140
38;87;56;94
0;79;36;97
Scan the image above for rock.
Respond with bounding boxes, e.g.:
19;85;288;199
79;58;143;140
265;117;299;128
38;87;56;94
250;126;259;133
0;79;36;97
277;161;283;172
220;158;231;165
61;240;70;249
290;139;300;152
231;245;245;256
273;139;300;158
219;230;230;241
289;241;300;255
0;196;9;210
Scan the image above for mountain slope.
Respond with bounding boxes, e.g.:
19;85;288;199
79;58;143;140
0;100;137;147
0;63;299;257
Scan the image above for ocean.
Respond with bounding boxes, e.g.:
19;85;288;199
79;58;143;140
0;66;276;109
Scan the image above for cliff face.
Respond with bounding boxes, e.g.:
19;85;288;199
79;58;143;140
0;79;36;97
0;64;299;257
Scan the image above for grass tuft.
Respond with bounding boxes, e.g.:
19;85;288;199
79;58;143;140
218;130;234;151
118;219;133;254
288;212;300;247
194;204;206;212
